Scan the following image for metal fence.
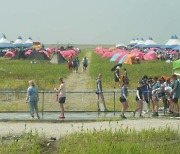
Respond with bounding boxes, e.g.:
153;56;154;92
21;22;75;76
0;90;166;118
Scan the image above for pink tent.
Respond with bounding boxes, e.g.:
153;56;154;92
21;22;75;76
102;51;115;58
46;48;55;53
60;50;77;58
25;49;32;56
39;50;51;58
144;51;157;60
3;51;15;58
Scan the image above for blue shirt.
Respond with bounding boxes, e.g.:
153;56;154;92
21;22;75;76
172;79;180;99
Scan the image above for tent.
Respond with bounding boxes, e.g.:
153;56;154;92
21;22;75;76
0;34;15;48
118;54;129;64
161;35;180;49
26;51;50;60
12;50;27;59
13;36;24;48
50;52;67;64
110;53;121;61
144;50;157;60
141;37;160;48
23;37;33;48
123;54;136;64
173;59;180;76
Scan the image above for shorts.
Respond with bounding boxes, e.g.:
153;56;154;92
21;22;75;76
120;96;127;103
59;97;66;103
83;64;87;67
172;98;178;103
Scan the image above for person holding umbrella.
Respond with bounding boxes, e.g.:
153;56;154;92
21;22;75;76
114;66;120;89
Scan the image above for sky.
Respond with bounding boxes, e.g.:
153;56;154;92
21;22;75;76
0;0;180;45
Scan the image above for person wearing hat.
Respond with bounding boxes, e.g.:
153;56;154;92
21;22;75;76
171;74;180;117
113;66;120;89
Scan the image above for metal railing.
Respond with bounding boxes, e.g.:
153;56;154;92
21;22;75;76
0;90;166;119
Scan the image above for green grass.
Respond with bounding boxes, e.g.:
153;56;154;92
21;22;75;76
59;128;180;154
89;52;173;89
0;128;179;154
0;50;88;91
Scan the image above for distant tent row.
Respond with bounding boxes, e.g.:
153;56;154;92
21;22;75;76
0;34;33;49
127;35;180;50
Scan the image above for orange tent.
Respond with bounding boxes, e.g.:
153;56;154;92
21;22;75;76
124;54;136;64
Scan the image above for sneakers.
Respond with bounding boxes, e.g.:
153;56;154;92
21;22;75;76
121;115;127;119
58;115;65;119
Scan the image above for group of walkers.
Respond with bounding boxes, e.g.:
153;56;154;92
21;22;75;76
25;61;179;120
121;73;180;119
26;56;89;120
68;56;88;73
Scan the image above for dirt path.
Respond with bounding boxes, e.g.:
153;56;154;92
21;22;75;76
0;119;179;138
64;51;96;110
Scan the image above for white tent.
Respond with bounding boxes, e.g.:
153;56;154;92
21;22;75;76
144;37;157;45
0;34;15;48
165;35;180;45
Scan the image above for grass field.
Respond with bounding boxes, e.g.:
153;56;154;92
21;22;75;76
0;49;88;91
89;52;173;89
0;128;179;154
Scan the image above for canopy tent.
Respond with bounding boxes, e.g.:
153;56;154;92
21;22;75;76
13;36;25;48
162;35;180;49
141;37;160;48
128;38;138;47
173;59;180;76
133;38;144;48
0;34;15;48
23;37;33;48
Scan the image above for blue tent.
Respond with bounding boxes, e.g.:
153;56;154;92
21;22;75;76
161;45;178;49
118;54;128;64
0;43;15;49
173;45;180;50
110;53;121;61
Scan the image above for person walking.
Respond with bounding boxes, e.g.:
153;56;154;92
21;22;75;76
133;81;143;118
120;82;129;119
82;57;88;72
96;73;108;111
55;77;66;119
26;80;40;119
171;74;180;117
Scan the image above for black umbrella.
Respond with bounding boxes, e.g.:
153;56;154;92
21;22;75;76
111;63;122;71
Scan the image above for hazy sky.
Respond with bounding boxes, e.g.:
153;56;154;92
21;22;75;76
1;0;180;45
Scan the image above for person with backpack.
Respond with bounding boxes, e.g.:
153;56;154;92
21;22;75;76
82;57;88;72
171;74;180;117
26;80;40;119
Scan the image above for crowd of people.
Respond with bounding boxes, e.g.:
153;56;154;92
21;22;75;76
25;60;179;120
120;73;180;119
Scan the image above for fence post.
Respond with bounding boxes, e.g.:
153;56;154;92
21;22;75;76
113;91;116;116
42;92;44;119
